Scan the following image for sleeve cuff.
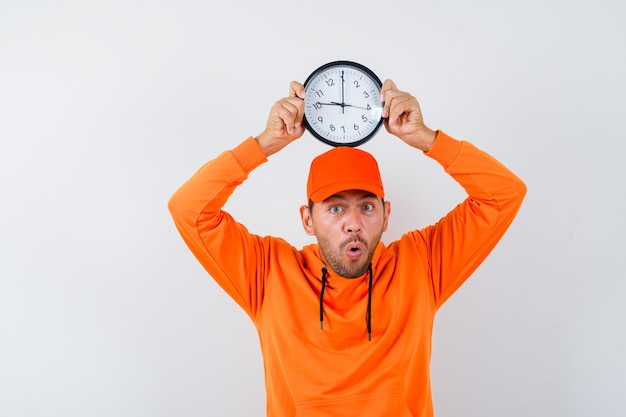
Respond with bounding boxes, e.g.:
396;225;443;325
231;136;268;173
424;130;464;169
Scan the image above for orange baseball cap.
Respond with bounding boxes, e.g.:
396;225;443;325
307;146;384;203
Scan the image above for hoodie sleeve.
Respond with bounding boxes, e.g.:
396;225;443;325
167;137;269;317
416;131;527;307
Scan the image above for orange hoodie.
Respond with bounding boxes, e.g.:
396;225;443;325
168;131;526;417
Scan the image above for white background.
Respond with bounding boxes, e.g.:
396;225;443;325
1;0;625;416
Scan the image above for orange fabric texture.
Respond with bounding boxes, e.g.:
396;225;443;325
307;146;384;203
168;132;526;417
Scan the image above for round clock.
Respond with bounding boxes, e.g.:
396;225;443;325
303;61;384;147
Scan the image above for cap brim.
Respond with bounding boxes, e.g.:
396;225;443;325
310;180;385;203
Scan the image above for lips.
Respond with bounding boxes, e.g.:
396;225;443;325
344;240;365;259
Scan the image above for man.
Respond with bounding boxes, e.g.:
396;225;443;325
168;79;526;416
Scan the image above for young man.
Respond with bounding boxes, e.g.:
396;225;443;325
168;79;526;416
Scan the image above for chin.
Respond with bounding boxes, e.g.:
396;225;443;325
342;263;370;279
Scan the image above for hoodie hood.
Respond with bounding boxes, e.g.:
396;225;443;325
301;242;386;341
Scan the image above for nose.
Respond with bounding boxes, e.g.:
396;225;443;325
344;209;362;234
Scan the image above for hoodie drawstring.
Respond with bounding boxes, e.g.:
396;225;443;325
366;264;373;342
318;264;373;342
320;267;328;330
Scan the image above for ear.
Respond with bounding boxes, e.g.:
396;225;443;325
382;200;391;232
299;205;315;236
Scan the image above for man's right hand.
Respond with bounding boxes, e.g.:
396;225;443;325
255;81;306;157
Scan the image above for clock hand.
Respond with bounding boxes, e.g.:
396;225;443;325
330;101;369;110
341;71;345;114
317;101;373;111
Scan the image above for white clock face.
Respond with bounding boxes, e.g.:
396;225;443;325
303;61;384;147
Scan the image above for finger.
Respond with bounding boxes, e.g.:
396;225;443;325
381;80;403;118
276;99;302;134
380;79;398;102
387;94;415;125
289;81;305;99
284;96;304;125
382;89;409;120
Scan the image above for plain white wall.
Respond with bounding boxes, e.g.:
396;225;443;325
1;0;625;416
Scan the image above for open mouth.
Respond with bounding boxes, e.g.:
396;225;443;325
345;241;365;258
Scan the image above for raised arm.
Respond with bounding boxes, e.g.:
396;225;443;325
380;79;526;305
168;81;306;316
419;133;526;307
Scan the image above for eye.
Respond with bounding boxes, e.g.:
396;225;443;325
362;203;374;212
329;205;343;214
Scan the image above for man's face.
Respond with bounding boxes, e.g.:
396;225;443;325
300;190;390;278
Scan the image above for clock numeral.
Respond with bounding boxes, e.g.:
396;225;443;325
361;115;368;122
354;124;360;131
317;116;324;123
353;80;360;88
363;91;370;99
313;102;322;110
314;89;325;98
367;104;372;110
325;79;335;87
328;124;346;133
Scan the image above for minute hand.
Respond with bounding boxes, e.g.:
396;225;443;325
330;101;369;110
